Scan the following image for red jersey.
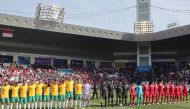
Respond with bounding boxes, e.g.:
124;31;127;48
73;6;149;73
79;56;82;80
183;85;189;93
183;85;189;96
170;84;175;95
179;85;183;95
159;83;164;93
144;84;149;94
175;86;180;96
165;85;170;94
154;84;159;94
130;85;136;95
150;84;155;95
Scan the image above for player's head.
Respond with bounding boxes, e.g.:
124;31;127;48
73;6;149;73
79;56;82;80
53;79;57;84
39;80;43;84
14;81;18;86
155;80;158;84
4;80;8;85
69;77;73;81
23;80;27;85
77;79;80;83
61;79;65;83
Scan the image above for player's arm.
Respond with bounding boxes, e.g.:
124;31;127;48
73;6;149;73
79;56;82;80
0;86;2;98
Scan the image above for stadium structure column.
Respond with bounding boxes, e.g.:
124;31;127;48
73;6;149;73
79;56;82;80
135;0;152;66
137;42;151;66
30;56;35;64
13;55;18;63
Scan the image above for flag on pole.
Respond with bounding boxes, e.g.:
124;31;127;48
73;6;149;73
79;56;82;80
2;29;13;38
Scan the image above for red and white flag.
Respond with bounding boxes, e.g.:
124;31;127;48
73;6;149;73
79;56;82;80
2;29;13;38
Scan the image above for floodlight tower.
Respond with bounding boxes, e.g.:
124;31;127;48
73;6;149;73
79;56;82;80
35;3;65;23
135;0;152;66
135;0;153;34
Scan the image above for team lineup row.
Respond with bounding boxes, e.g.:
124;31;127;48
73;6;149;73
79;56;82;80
0;78;90;109
0;79;189;109
98;81;189;107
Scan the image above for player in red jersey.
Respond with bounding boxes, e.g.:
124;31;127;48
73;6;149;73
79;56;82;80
154;81;159;104
164;82;170;103
179;82;183;102
130;83;136;106
170;81;175;103
159;81;164;104
143;82;149;105
175;83;180;103
183;81;189;103
149;82;155;104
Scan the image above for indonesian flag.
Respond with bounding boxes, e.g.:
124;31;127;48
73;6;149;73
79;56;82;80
2;29;13;38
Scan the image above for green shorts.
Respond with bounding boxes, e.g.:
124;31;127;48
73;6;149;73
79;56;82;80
43;95;50;102
28;96;35;102
66;92;73;99
11;97;19;103
1;98;9;103
36;95;42;101
59;95;66;101
75;94;82;100
19;97;27;104
51;95;58;101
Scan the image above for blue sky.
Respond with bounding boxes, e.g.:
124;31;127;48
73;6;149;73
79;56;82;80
0;0;190;33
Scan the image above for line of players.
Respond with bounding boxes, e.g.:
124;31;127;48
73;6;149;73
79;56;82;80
0;78;91;109
99;81;189;107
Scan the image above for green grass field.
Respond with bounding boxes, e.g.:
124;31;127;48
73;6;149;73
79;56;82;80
88;95;190;109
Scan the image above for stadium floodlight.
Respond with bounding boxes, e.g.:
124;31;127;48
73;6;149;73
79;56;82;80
35;3;65;23
134;21;153;34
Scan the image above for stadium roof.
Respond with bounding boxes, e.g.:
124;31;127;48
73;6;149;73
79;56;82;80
0;13;190;42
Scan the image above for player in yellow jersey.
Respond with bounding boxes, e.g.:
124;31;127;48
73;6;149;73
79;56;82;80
28;81;36;109
43;81;50;109
19;81;28;109
35;80;44;109
58;79;66;109
66;77;74;108
74;79;83;108
50;79;59;109
1;80;11;109
10;81;20;109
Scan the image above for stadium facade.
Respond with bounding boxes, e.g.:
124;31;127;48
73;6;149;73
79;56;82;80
0;12;190;68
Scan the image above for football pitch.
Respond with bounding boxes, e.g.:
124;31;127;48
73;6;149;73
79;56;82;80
88;95;190;109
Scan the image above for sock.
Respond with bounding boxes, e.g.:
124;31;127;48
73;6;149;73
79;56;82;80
43;102;46;109
79;100;82;108
54;101;57;109
88;100;90;107
19;104;21;109
62;101;65;108
6;105;9;109
65;100;68;108
35;102;37;109
47;102;50;109
16;103;19;109
10;103;13;109
31;103;34;109
70;100;73;107
39;102;42;109
1;104;4;109
24;104;26;109
50;101;53;109
28;103;31;109
59;101;61;109
75;101;77;108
